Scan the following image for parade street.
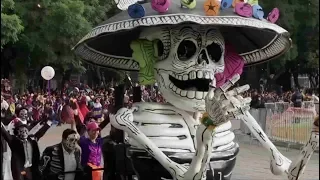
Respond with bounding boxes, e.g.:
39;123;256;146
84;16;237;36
32;121;319;180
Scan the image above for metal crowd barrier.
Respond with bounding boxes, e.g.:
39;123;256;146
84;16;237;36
240;101;318;147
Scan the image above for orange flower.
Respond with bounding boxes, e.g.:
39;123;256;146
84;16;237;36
232;0;245;7
204;0;221;16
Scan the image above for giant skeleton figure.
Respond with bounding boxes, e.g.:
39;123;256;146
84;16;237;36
73;1;319;180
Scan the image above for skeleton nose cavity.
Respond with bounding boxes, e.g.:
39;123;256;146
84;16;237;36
198;49;209;65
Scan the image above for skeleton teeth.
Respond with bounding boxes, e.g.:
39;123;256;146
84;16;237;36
178;75;183;80
176;88;181;94
210;73;214;80
195;91;203;100
203;92;208;99
180;90;187;97
172;85;177;91
189;71;196;80
169;83;173;88
183;75;188;81
197;71;203;78
204;71;210;79
187;91;195;98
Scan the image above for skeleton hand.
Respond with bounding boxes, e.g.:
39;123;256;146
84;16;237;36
205;74;250;126
185;74;251;180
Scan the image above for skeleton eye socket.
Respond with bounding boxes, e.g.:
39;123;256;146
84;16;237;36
177;40;197;61
206;42;222;62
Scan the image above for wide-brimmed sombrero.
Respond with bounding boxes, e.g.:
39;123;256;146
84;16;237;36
73;0;291;71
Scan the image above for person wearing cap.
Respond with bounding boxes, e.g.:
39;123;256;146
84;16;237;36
71;120;104;180
1;118;52;180
39;129;83;180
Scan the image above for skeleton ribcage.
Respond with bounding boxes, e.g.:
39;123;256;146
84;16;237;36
126;102;235;153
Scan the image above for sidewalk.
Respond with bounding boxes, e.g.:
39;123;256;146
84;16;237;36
232;135;319;180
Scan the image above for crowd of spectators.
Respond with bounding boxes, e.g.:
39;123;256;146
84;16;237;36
243;88;319;109
1;77;319;180
1;79;166;180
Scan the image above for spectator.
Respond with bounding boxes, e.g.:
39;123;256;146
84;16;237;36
39;129;83;180
1;119;52;180
291;88;304;108
72;121;104;180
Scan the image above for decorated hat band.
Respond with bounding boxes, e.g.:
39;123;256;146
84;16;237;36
73;0;290;74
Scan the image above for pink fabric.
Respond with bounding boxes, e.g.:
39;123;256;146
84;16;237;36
215;44;244;87
74;101;84;123
86;122;101;131
79;102;89;119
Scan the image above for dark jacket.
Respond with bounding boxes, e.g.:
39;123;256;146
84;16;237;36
291;92;303;107
39;143;83;180
1;121;51;180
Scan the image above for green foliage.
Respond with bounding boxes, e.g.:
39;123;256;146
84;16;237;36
1;0;24;48
260;0;319;75
2;0;118;75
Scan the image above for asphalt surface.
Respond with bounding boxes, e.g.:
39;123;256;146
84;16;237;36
3;120;319;180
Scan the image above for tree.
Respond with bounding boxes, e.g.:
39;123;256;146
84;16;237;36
259;0;319;89
1;0;118;92
1;0;24;48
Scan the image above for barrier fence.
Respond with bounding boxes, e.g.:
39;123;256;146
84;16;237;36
240;101;318;147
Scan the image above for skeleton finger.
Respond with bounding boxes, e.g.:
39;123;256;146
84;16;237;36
228;96;241;108
241;97;252;105
220;74;240;92
206;86;215;100
225;84;250;96
221;99;230;107
235;96;251;107
219;93;228;101
227;105;251;119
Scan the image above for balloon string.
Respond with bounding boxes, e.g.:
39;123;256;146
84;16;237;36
48;80;51;96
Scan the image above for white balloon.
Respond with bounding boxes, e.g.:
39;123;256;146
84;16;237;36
41;66;55;80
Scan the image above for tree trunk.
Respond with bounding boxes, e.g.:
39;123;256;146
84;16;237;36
293;72;300;89
308;74;316;88
61;69;72;95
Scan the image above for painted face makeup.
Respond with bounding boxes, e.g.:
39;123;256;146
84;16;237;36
62;133;78;152
17;126;29;140
19;109;28;121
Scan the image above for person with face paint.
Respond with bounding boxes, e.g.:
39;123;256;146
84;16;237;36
39;129;83;180
7;108;46;136
1;118;52;180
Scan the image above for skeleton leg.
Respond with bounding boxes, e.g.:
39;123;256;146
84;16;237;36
239;111;319;179
110;107;186;180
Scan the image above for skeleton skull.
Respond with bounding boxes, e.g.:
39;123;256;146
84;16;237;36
139;25;225;112
16;126;29;140
19;109;29;122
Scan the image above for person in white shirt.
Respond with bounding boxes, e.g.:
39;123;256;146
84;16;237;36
39;129;83;180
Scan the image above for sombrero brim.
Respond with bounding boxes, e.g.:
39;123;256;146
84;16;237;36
73;1;291;71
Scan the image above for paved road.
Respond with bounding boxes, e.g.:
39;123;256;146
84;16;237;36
3;121;319;180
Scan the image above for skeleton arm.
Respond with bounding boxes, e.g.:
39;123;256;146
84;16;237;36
237;102;319;179
184;124;217;180
110;106;225;180
110;107;187;179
